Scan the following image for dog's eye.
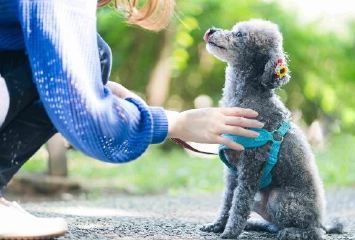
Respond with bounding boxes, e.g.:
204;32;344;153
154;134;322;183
235;31;243;37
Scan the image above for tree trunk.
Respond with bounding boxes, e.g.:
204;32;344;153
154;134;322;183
47;133;68;177
146;29;173;106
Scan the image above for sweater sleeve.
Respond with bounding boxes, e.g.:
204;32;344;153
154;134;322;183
18;0;168;163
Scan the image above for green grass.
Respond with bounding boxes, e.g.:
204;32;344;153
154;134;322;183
20;134;355;195
316;134;355;188
21;144;225;195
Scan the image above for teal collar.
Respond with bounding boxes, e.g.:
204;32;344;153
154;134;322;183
219;122;291;189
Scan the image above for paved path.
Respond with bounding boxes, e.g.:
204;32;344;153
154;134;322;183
23;188;355;239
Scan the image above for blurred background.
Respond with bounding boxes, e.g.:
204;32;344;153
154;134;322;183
6;0;355;200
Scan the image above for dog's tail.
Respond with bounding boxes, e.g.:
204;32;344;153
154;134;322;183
322;218;345;234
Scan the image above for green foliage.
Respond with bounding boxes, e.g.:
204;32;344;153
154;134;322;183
97;7;163;93
97;0;355;133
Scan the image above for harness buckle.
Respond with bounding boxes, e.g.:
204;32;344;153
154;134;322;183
273;130;284;142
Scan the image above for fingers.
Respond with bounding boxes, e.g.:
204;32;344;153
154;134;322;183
217;137;245;151
223;126;259;138
225;116;264;128
222;107;259;118
106;82;127;98
107;82;146;103
169;108;263;147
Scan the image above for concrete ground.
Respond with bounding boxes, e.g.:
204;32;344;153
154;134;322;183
21;188;355;240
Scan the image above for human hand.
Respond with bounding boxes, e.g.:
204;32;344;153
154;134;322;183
166;108;264;151
106;81;146;104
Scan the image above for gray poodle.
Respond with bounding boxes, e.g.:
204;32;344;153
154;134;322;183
200;19;342;239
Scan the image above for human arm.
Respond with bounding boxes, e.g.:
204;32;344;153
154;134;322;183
19;0;167;163
106;80;263;151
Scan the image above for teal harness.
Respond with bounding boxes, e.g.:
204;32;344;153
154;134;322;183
219;122;291;189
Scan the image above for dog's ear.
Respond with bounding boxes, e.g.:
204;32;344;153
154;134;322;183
260;54;290;89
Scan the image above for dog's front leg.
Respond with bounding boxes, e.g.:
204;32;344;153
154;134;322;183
201;167;237;233
221;148;268;239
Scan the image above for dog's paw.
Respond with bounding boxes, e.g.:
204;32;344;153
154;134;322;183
200;222;225;233
220;229;240;239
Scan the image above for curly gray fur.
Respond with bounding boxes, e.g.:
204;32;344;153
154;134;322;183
200;19;335;239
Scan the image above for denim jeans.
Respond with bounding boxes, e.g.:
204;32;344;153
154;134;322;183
0;34;112;196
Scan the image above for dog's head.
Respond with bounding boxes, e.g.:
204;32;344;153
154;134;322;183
204;19;290;89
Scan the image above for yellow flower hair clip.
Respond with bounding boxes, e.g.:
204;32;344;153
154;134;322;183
274;59;288;79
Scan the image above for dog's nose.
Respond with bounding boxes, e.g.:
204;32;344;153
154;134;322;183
204;28;218;42
209;28;217;35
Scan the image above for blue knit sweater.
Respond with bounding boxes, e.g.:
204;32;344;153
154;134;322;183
0;0;168;163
